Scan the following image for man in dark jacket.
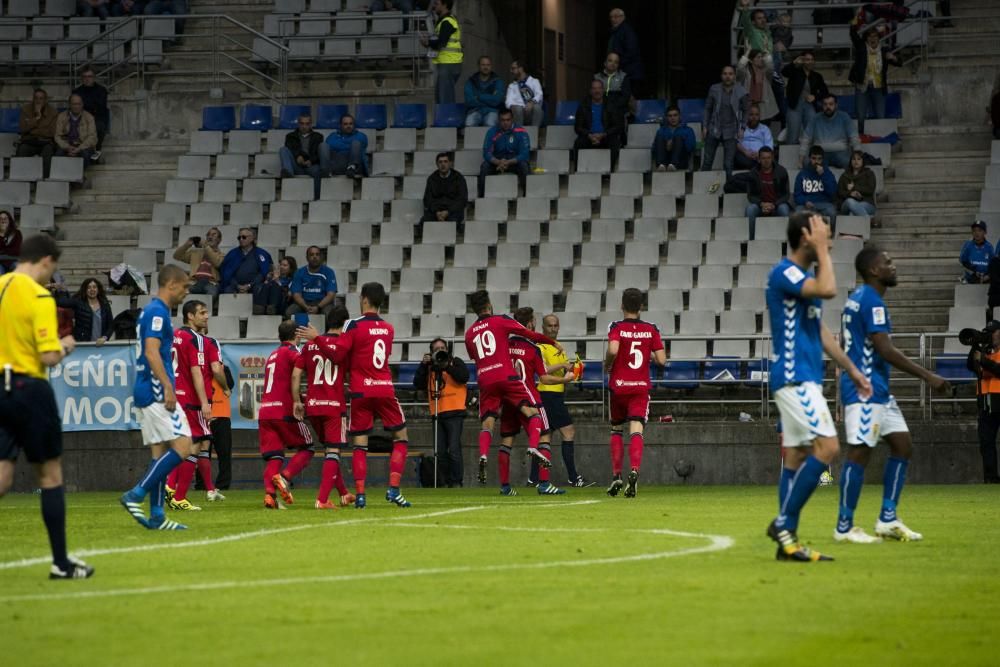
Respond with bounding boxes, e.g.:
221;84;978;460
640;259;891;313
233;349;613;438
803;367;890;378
464;56;504;127
607;8;644;95
744;146;791;240
573;79;624;166
423;152;468;223
71;67;109;161
279;113;329;200
849;26;899;135
781;51;829;145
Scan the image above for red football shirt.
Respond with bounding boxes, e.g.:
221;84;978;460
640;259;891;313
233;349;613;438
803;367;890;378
332;313;396;398
509;336;546;383
294;333;347;416
202;335;219;403
464;314;555;387
607;318;664;394
258;342;300;420
172;327;207;409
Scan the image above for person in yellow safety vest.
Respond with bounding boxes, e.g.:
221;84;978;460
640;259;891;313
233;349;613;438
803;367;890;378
413;337;470;487
420;0;463;104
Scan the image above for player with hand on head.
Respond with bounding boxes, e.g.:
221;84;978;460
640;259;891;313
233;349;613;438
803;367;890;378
464;290;562;487
604;288;667;499
835;246;950;543
765;212;872;562
120;264;195;531
293;305;356;509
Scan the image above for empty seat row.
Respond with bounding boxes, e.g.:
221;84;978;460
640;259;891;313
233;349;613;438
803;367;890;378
0;181;70;208
0;156;84;182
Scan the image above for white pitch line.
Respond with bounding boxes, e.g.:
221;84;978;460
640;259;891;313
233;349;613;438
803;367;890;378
0;528;734;603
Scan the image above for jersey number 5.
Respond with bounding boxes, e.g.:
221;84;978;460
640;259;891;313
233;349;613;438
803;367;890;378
627;340;644;370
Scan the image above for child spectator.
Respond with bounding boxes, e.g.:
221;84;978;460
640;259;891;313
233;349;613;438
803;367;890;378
961;221;994;284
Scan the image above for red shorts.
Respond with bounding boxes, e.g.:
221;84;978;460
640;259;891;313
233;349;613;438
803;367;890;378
183;406;212;442
259;418;314;454
609;391;650;426
500;403;549;438
309;414;347;446
479;377;539;421
348;395;406;435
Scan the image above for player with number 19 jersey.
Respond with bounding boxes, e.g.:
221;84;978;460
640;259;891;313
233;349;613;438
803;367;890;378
606;319;663;423
337;313;405;434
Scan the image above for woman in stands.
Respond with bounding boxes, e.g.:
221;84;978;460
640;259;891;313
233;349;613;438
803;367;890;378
0;210;21;274
59;277;114;345
736;49;778;122
253;256;297;316
837;150;878;222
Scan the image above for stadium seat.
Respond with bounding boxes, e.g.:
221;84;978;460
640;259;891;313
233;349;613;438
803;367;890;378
463;126;489;151
389;200;422;224
0;183;29;209
486;267;522;292
754;217;788;242
609;172;643;198
580;242;615;267
658;265;694;290
554;100;580;126
624;241;660;266
627;123;658;148
548;219;584;243
242;179;277;203
421;313;458;337
536;149;571;174
10;157;43;182
516;197;550;221
675;218;712;241
453;244;488;268
202;106;237;131
526;173;559;199
432;103;465;128
698;265;733;289
315;104;349;129
48;156;84;183
19;205;54;232
484;174;517;199
528;267;565;293
496;243;531;268
383;129;416;152
677;98;705;124
577;149;611;174
442;267;476;291
616;265;651;290
218;154;251;179
544;126;575;150
0;108;21;134
393;103;427;129
177;154;211;180
203;179;237;203
361;177;395;202
189;131;224;155
715;216;750;241
423;128;458;152
573;267;608;291
633;99;666;124
666;240;703;266
651;171;685;198
616;149;651;173
591;219;626;242
278;104;312;129
355;104;388;130
423;221;457;245
227;130;262;155
240;104;273;130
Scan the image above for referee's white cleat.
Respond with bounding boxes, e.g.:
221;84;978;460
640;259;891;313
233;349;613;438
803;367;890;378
875;519;923;542
50;556;95;580
833;526;882;544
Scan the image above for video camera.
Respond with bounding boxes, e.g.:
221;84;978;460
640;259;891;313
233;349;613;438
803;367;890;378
960;326;998;351
432;347;451;370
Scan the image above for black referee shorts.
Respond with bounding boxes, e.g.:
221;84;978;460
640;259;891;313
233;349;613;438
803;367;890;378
0;375;63;464
540;392;573;431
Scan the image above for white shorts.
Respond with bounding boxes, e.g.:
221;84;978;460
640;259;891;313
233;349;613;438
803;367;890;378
775;382;837;447
138;402;192;446
844;396;908;447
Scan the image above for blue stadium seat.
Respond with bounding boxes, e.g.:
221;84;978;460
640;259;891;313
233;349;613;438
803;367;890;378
703;357;742;384
466;365;478;389
554;100;579;126
662;361;700;390
396;362;419;387
355;103;388;130
0;107;21;133
201;106;236;131
744;359;769;387
316;103;349;129
885;92;902;119
393;103;427;129
240;104;273;130
433;103;465;128
577;360;605;388
278;104;312;130
634;99;666;124
837;94;857;118
935;355;975;385
677;98;704;124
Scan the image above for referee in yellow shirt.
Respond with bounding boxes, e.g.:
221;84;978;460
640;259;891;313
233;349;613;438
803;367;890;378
533;314;588;487
0;234;94;580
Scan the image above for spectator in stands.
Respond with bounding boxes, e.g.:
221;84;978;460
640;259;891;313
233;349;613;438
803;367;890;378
423;152;468;223
607;8;644;95
220;228;273;295
0;210;21;274
653;105;696;172
702;65;750;180
595;51;634;120
478;108;530;198
505;60;544;127
421;0;463;105
735;103;774;171
794;145;839;226
736;50;778;121
144;0;187;34
253;255;296;316
16;89;57;178
771;12;794;74
54;94;98;166
781;51;828;146
849;25;900;135
58;278;113;345
573;79;624;167
369;0;414;11
992;72;1000;140
77;0;111;19
800;94;861;169
464;56;504;127
960;221;994;284
173;226;223;295
110;0;146;16
837;150;878;218
71;68;109;163
286;246;338;319
745;146;791;240
325;114;369;179
280;113;329;201
737;0;773;66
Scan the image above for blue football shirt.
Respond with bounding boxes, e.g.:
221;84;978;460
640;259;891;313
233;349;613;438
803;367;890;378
290;266;337;304
133;297;174;408
766;257;825;392
840;284;891;405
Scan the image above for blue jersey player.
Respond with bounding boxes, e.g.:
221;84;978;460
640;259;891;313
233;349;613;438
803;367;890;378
120;265;195;530
765;212;872;562
835;246;950;544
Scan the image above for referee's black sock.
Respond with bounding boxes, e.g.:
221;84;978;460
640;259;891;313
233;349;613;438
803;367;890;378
40;486;69;568
561;440;579;481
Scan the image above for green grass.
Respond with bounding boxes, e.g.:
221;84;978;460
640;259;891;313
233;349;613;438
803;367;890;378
2;484;998;666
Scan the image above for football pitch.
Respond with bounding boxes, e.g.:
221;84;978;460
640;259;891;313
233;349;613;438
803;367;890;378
2;485;997;666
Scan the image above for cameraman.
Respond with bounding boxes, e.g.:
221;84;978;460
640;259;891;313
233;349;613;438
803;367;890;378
966;320;1000;483
172;227;223;295
413;338;470;487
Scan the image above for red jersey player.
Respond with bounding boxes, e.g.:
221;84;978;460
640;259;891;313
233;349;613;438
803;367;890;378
464;290;562;487
300;282;411;510
291;305;356;510
604;288;667;498
259;320;314;509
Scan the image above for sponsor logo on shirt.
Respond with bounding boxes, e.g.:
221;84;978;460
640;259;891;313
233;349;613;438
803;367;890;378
783;265;805;284
872;307;886;325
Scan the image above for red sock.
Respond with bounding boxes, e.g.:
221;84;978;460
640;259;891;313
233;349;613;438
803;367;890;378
389;440;408;488
263;457;283;494
352;448;367;494
283;448;315;480
197;454;216;492
317;455;338;504
610;432;624;476
167;467;178;490
478;429;492;458
333;458;348;496
538;445;552;482
498;446;511;485
526;414;542;448
628;432;644;472
174;456;197;501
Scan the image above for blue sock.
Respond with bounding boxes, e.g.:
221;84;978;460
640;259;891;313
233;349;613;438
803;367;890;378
778;466;796;511
150;480;165;521
132;449;183;500
880;457;909;523
777;456;827;532
837;461;865;533
561;440;578;481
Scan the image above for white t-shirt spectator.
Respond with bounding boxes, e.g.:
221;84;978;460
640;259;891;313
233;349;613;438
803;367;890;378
505;76;544;109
